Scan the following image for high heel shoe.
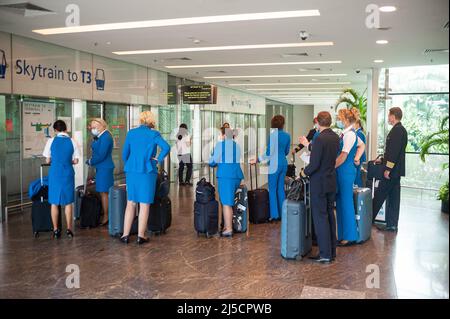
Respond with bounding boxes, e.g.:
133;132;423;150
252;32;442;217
220;231;233;238
66;229;74;238
120;235;130;244
136;236;149;245
52;229;61;239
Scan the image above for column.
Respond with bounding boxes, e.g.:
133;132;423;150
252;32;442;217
367;68;380;160
0;95;6;222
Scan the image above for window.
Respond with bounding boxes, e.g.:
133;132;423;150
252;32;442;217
378;65;449;190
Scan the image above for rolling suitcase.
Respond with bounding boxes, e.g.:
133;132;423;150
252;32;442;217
31;164;61;237
367;155;387;223
108;185;138;237
148;196;172;234
281;178;312;260
353;187;373;243
248;164;270;224
74;178;96;220
194;166;219;237
232;184;249;234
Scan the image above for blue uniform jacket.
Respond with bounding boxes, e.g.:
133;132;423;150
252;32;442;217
259;129;291;168
90;130;115;169
209;139;244;179
122;125;170;174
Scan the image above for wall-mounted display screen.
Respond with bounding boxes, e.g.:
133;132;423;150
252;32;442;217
181;85;217;104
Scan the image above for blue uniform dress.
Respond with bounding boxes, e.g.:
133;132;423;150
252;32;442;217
47;135;76;206
354;128;367;187
336;129;359;242
89;130;115;193
209;139;244;206
259;129;291;219
122;125;170;204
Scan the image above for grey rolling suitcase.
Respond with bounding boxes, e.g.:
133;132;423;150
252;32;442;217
108;185;137;237
281;178;312;260
353;187;373;243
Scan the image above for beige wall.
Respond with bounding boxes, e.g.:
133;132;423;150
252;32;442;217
292;104;314;169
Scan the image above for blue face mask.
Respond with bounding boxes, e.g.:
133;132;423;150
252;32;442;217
91;128;100;136
336;120;345;129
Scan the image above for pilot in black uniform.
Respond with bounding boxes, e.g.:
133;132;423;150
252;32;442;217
373;107;408;232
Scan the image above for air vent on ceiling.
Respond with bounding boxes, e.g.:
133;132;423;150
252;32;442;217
164;57;192;61
0;2;55;17
443;21;449;30
424;48;449;54
281;52;309;58
205;70;227;73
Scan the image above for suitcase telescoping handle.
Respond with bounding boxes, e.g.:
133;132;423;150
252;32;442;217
300;178;312;237
40;163;50;186
249;163;259;191
84;164;95;195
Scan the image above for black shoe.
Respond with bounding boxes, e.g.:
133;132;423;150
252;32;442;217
52;229;61;239
137;236;150;245
376;224;398;232
120;235;130;244
337;240;356;247
179;182;185;186
66;229;74;238
185;182;193;186
308;255;332;264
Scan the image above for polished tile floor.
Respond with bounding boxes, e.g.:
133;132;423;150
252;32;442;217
0;185;448;299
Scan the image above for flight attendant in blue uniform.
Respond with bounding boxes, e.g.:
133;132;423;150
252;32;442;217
251;115;291;221
86;118;115;225
209;124;244;237
121;111;170;245
354;117;367;187
335;109;365;247
42;120;80;239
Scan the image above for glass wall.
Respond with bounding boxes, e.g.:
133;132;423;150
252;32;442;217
5;96;72;204
378;65;449;190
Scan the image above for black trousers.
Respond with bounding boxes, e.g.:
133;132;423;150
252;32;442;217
178;154;193;183
310;188;337;259
372;176;401;227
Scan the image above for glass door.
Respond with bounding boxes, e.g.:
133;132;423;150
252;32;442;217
104;103;128;184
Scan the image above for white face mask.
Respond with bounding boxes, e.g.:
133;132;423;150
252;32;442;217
91;128;100;136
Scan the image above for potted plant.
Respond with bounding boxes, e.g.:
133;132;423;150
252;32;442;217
438;181;449;214
420;116;449;213
335;88;368;126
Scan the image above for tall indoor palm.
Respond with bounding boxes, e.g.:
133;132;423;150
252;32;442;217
419;115;449;165
335;88;368;126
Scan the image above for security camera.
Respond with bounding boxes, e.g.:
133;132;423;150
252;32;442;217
299;31;309;41
355;69;361;74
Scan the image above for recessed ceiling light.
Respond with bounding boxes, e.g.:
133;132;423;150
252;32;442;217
229;82;351;86
376;40;389;44
204;73;347;79
374;59;384;63
165;60;341;69
379;6;397;12
114;42;334;55
33;10;321;35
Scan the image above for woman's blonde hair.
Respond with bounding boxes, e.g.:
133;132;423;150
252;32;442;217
338;109;357;124
350;107;360;120
91;118;108;130
140;110;156;128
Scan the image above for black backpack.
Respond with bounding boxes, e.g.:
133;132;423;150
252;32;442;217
195;178;215;204
156;169;170;199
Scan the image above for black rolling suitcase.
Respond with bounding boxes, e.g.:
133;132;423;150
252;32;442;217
248;164;270;224
149;197;172;235
232;184;249;234
74;178;96;220
31;164;61;237
194;166;219;237
78;167;102;228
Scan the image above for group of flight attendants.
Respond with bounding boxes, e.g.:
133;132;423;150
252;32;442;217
41;108;375;252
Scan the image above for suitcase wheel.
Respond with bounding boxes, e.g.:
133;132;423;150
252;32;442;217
33;232;39;238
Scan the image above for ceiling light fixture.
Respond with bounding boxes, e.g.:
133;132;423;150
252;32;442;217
205;73;346;79
379;6;397;12
165;60;341;68
114;42;334;55
376;40;389;44
33;10;321;35
374;59;384;63
229;82;351;86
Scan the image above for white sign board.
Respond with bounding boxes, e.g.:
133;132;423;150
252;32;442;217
22;101;55;159
12;35;93;100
